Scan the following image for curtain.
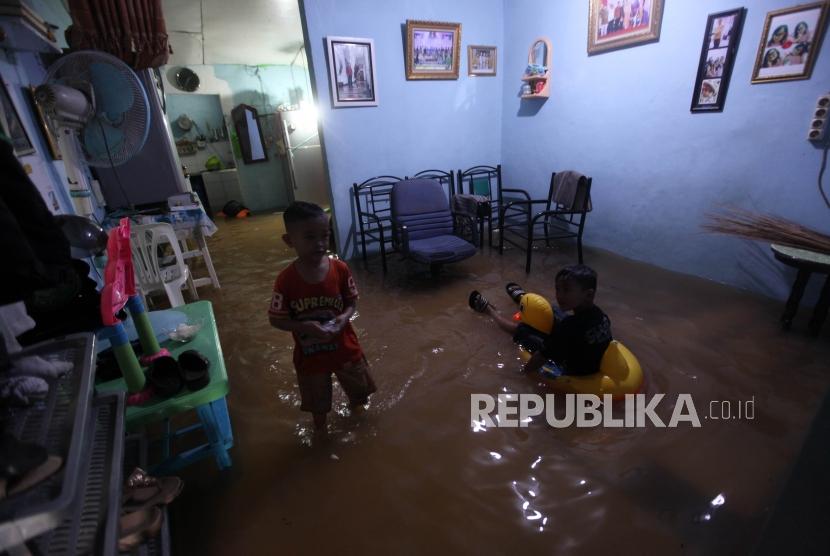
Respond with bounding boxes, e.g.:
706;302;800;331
65;0;171;70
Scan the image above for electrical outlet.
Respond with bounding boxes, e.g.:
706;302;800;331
807;93;830;141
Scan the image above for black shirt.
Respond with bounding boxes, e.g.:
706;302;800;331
541;305;612;376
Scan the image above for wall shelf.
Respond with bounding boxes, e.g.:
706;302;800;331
0;13;60;54
520;37;551;100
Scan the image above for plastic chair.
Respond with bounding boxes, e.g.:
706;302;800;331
130;223;197;307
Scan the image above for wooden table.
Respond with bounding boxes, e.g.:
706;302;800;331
771;244;830;336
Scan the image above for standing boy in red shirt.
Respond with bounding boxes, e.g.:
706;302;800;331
268;202;375;432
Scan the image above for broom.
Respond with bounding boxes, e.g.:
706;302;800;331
703;207;830;254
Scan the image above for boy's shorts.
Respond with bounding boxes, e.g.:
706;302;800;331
297;357;377;414
513;322;548;353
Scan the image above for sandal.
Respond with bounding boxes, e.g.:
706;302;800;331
0;455;62;499
468;290;491;313
177;350;210;391
122;468;183;511
118;506;163;551
0;435;62;499
505;282;526;304
146;357;183;399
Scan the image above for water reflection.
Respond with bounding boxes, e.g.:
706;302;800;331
171;213;830;555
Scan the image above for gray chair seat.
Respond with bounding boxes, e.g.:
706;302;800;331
407;234;477;265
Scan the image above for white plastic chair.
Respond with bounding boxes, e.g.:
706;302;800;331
130;223;198;307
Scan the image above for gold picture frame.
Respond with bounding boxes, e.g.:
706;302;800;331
406;20;461;80
587;0;664;55
26;86;61;160
751;1;829;84
468;45;497;76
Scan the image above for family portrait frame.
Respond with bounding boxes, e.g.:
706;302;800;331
691;8;746;113
405;20;462;80
751;1;829;83
587;0;664;55
326;36;378;108
468;45;497;76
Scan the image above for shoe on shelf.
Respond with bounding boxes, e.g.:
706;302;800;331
118;506;163;552
0;434;62;500
468;290;491;313
122;467;183;511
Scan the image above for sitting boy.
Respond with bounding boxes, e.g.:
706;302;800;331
469;264;612;376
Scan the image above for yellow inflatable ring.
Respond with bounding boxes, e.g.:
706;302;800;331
514;291;644;400
520;341;644;400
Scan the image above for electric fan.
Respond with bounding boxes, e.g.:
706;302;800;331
34;50;151;216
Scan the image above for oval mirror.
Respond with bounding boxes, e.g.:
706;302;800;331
532;41;547;67
176;67;200;92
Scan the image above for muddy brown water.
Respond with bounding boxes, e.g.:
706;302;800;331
169;213;830;555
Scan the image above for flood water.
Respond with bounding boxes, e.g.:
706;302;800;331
170;213;830;555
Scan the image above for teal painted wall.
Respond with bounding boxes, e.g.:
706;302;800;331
163;63;312;212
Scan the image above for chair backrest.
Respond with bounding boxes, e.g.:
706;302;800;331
457;165;502;201
391;178;454;240
407;169;455;198
546;172;592;213
130;223;188;292
352;175;402;226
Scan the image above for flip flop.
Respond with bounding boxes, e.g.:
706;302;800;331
0;455;63;499
468;290;491;313
177;350;210;391
505;282;526;304
0;434;47;479
122;468;183;511
146;357;183;399
118;506;163;552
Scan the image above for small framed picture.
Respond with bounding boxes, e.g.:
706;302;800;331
587;0;664;55
0;80;35;157
326;36;378;108
26;85;61;159
406;20;462;80
691;8;746;113
751;2;829;83
468;45;497;76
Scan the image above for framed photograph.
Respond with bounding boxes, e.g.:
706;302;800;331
26;85;61;159
588;0;664;55
691;8;746;113
468;45;497;76
751;2;829;83
325;36;378;108
406;20;461;80
0;80;35;156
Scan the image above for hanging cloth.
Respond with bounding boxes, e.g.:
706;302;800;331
65;0;171;70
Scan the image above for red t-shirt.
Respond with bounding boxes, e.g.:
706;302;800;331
268;258;363;373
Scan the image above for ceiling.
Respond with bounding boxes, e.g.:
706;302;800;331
162;0;306;66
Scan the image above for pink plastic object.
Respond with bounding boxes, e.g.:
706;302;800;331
101;218;136;326
126;386;154;406
139;348;171;366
